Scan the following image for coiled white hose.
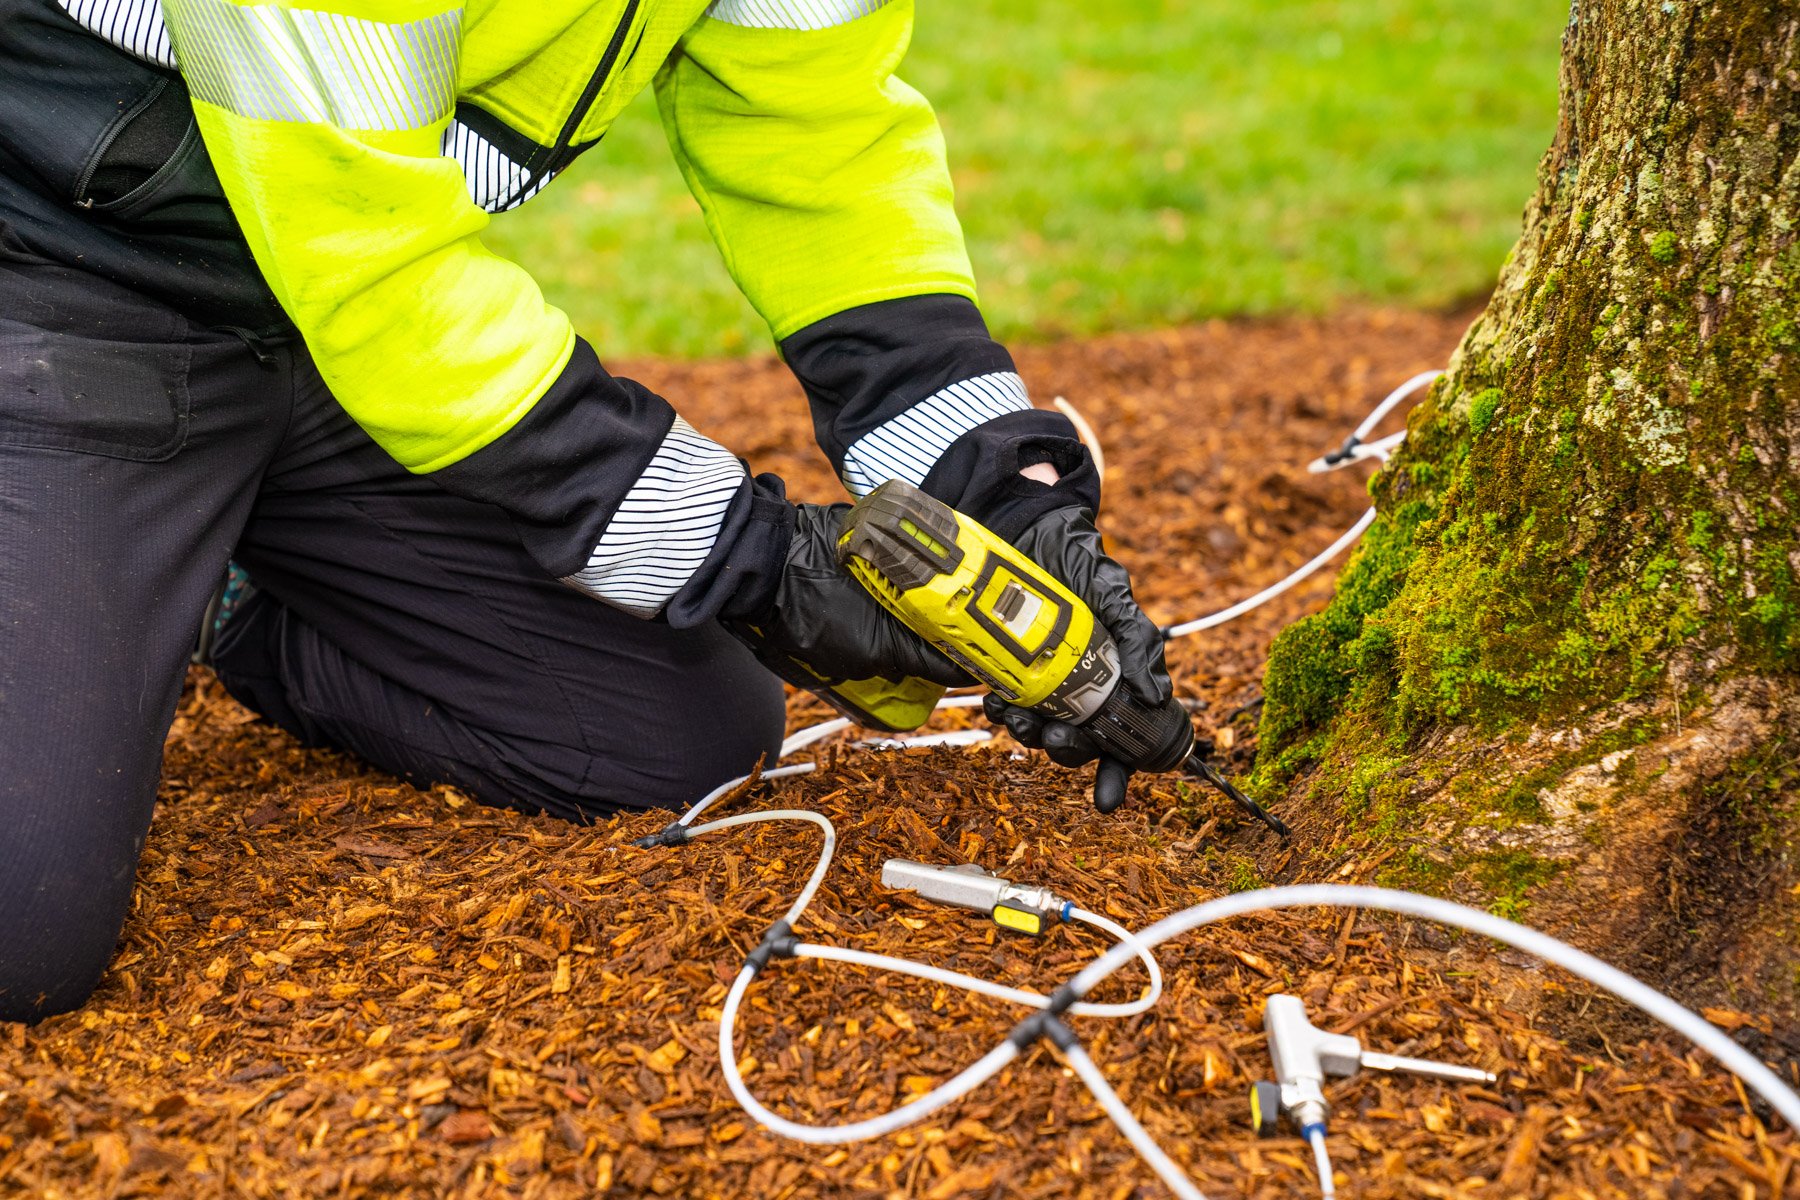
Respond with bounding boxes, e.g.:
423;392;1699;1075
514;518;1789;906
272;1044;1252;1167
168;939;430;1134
718;962;1023;1145
687;805;1169;1140
676;772;1170;1146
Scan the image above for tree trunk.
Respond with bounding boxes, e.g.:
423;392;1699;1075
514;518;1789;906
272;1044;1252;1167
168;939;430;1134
1256;1;1800;1028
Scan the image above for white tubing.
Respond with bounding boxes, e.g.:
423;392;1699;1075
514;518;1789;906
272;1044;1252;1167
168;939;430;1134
782;719;852;758
1053;395;1107;480
1354;370;1440;443
792;905;1162;1020
686;808;837;927
1308;430;1406;474
1166;370;1436;640
1163;508;1377;639
1068;908;1165;1017
678;762;818;828
1310;1129;1336;1199
1064;885;1800;1132
1062;1041;1209;1200
1359;429;1407;459
778;694;989;762
856;728;996;751
719;963;1021;1144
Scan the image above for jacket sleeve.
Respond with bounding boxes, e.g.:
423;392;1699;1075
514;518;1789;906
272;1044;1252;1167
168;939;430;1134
160;0;787;624
656;3;1099;537
654;0;976;341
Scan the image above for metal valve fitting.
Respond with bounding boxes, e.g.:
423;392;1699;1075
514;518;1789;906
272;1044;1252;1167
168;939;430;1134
1253;993;1497;1141
880;860;1070;936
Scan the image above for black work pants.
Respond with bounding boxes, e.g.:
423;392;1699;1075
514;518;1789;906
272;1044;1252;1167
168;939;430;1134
0;257;785;1022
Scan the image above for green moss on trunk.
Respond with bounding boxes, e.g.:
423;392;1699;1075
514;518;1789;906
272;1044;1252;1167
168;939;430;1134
1258;0;1800;802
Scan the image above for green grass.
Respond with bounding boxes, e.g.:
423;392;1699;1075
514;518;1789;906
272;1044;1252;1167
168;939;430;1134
481;0;1565;359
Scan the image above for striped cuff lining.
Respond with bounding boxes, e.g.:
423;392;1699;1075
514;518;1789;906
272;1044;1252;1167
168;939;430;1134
839;371;1034;498
58;0;175;67
563;417;746;617
441;119;558;213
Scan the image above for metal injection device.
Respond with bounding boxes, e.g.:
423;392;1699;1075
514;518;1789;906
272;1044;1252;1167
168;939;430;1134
880;859;1070;936
1251;993;1497;1197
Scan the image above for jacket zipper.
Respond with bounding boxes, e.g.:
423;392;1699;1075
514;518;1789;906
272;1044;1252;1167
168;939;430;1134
548;0;641;161
494;0;642;210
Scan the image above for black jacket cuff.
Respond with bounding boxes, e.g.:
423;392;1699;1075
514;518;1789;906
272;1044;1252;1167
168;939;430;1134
918;408;1102;541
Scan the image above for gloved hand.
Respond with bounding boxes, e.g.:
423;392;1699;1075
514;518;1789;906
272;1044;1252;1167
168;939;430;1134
982;506;1173;813
729;502;972;689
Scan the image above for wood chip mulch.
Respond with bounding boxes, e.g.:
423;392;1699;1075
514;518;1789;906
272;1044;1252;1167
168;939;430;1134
4;310;1794;1198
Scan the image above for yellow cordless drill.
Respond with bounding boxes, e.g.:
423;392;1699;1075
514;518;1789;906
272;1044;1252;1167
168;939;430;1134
835;480;1288;834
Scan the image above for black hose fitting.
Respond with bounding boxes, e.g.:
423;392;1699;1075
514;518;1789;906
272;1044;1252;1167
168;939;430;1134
743;920;797;978
632;822;690;850
1046;984;1079;1017
1321;433;1363;466
1007;1010;1080;1052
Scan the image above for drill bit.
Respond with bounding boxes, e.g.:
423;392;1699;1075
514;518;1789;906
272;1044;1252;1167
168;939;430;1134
1184;754;1291;838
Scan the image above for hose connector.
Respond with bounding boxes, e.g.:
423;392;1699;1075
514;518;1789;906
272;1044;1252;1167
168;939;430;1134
1320;433;1363;467
1006;1011;1079;1052
881;860;1069;936
743;919;798;978
632;821;691;850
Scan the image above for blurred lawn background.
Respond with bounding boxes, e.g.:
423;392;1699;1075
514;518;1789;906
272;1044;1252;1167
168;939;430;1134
483;0;1565;359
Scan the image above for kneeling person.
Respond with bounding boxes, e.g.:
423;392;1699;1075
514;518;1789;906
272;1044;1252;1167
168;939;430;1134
0;0;1168;1022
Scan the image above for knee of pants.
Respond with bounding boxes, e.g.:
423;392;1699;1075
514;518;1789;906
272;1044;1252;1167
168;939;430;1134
0;781;146;1026
628;667;790;810
214;591;789;820
377;666;788;821
0;923;117;1024
510;645;791;819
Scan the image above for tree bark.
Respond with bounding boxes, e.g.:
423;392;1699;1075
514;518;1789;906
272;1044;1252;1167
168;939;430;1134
1256;1;1800;1026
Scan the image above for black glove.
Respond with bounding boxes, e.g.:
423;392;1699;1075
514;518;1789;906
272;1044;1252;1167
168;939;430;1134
728;502;972;689
982;506;1173;813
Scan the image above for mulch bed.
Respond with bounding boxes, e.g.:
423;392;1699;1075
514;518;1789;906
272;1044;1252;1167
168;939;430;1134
4;309;1794;1198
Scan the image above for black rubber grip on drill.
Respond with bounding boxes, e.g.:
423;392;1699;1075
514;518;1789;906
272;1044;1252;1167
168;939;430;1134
1082;688;1194;775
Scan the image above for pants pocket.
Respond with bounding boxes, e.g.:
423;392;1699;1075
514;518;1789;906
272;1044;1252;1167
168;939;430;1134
0;318;191;461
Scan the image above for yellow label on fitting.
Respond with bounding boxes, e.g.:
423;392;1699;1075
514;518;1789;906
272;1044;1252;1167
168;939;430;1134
991;903;1044;936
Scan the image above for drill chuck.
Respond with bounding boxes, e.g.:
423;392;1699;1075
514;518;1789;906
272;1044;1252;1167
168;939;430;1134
1079;681;1196;774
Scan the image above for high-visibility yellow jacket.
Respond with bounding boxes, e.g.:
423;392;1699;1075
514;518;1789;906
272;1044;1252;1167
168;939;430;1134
159;0;972;472
27;0;1095;622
